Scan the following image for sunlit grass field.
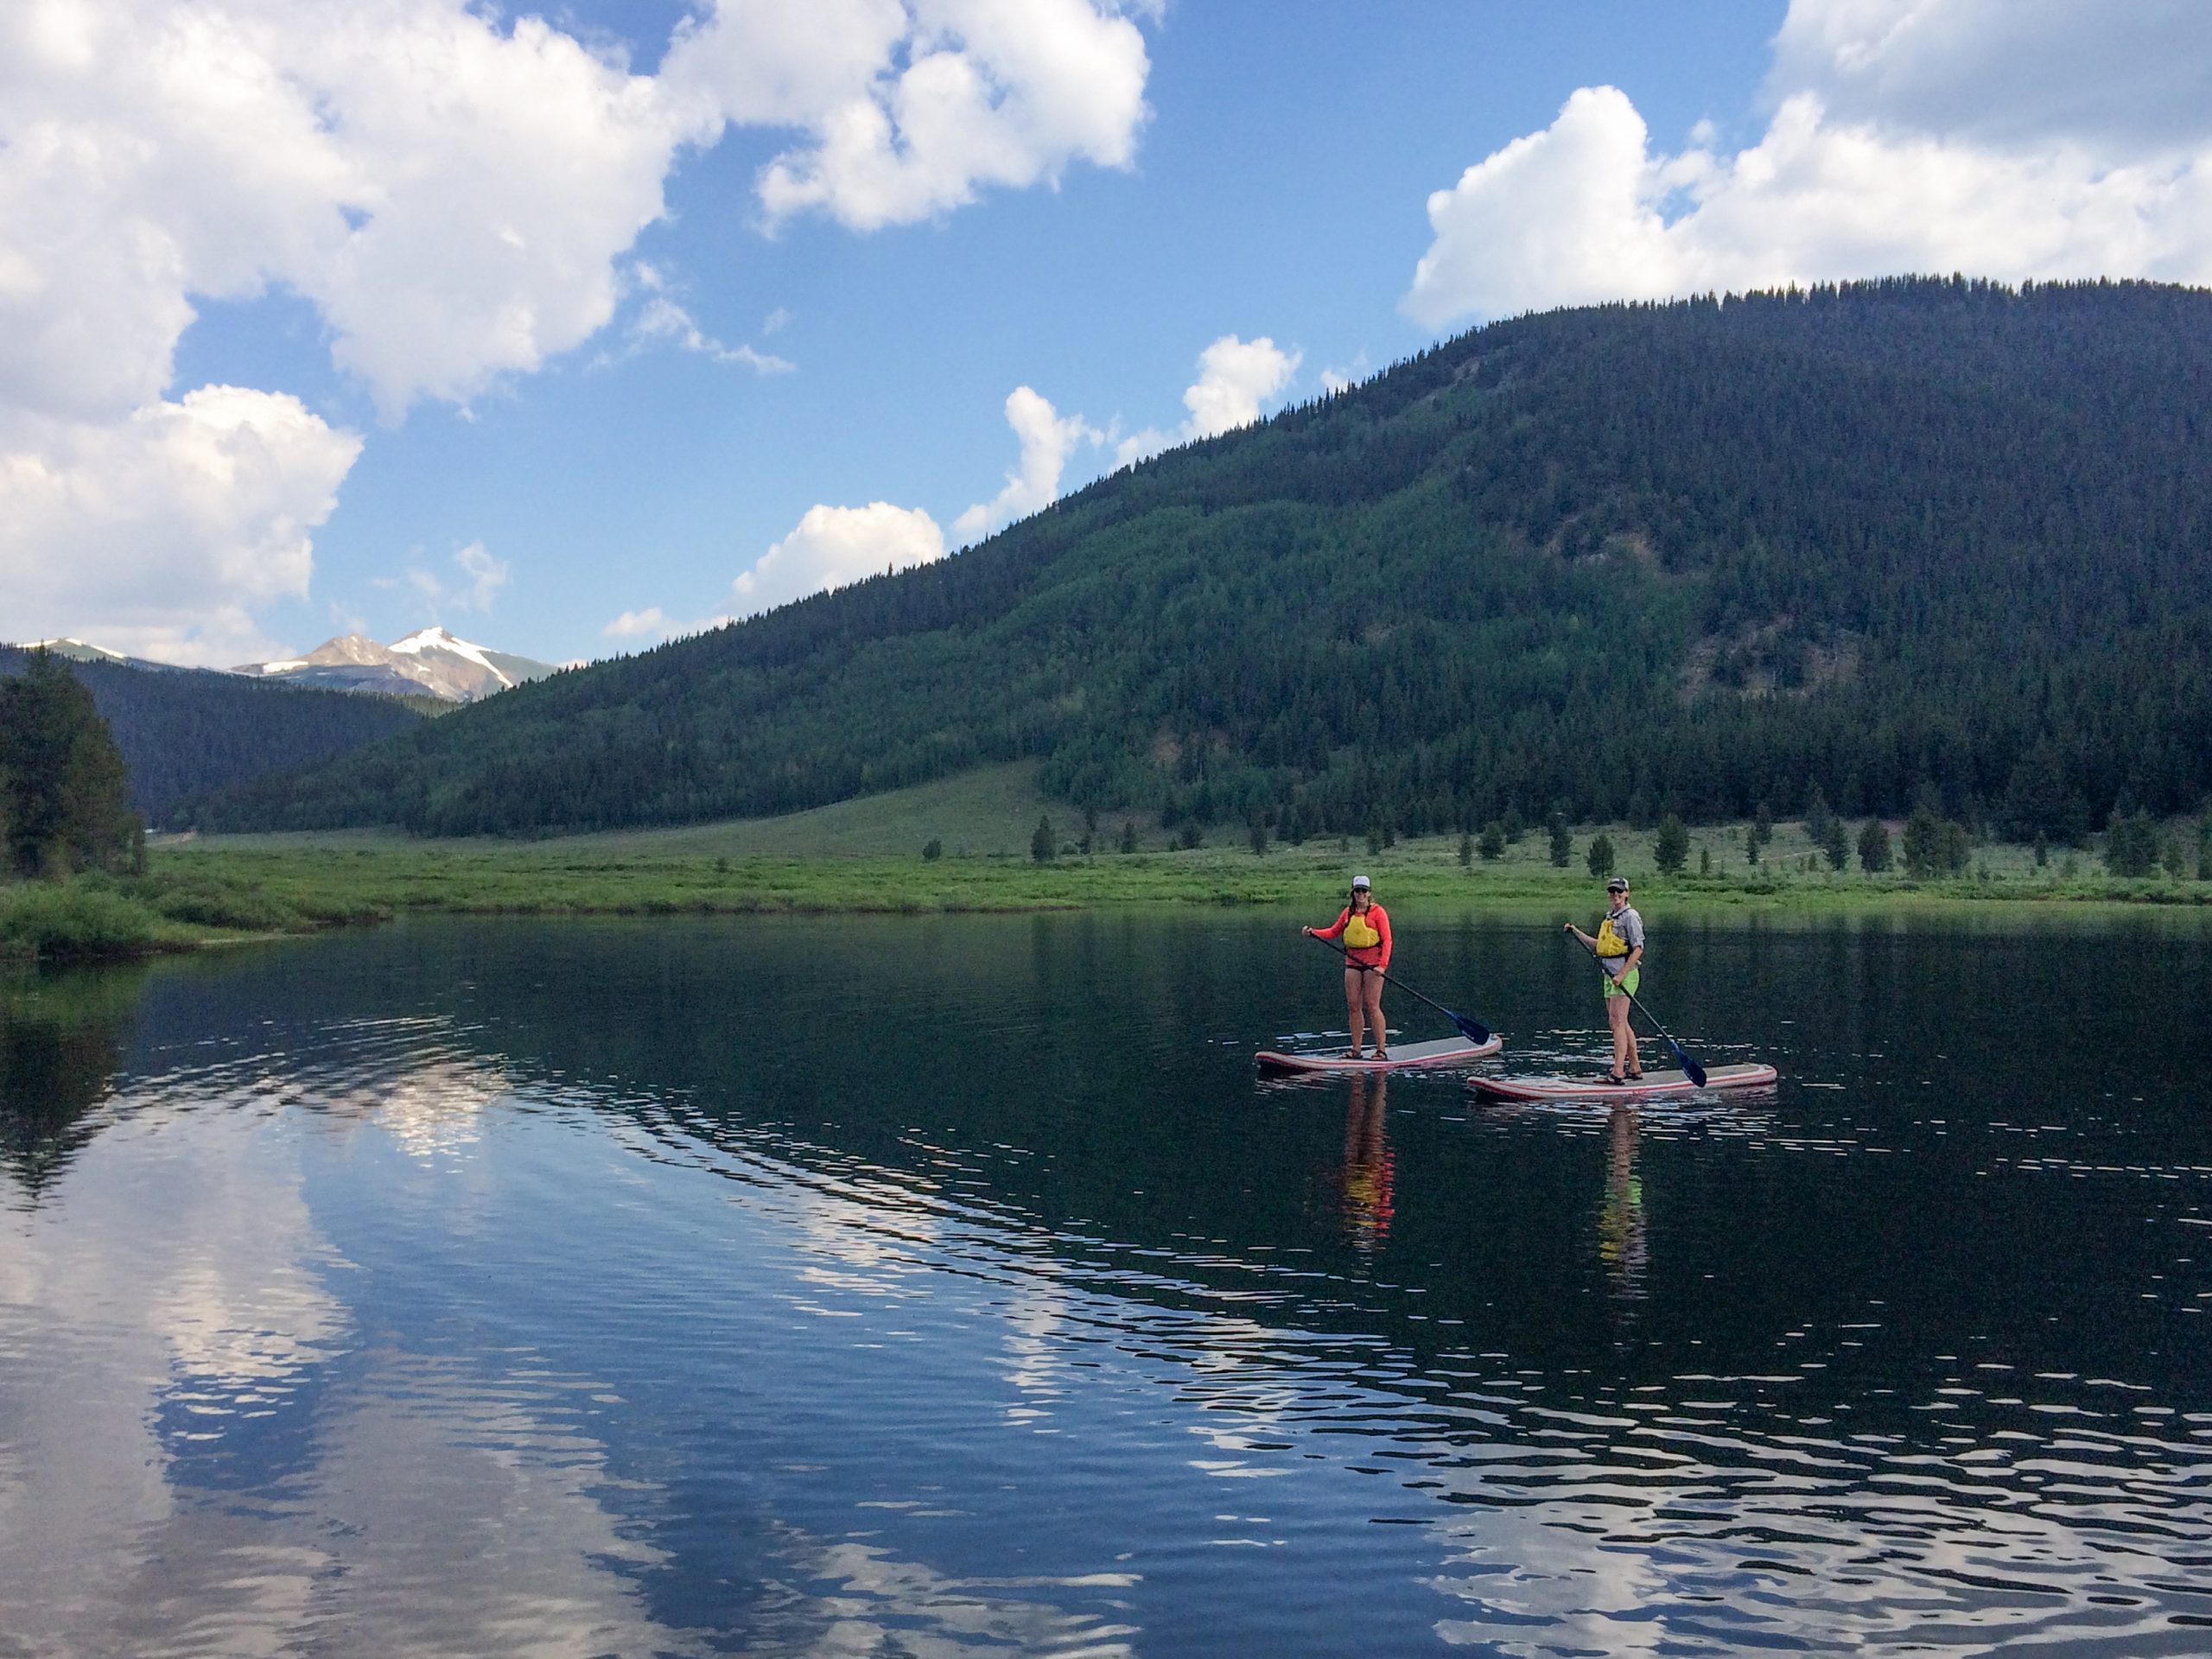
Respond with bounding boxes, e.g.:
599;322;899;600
6;761;2204;963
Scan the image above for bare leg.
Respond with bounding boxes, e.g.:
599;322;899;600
1344;966;1367;1055
1608;989;1637;1076
1363;975;1388;1056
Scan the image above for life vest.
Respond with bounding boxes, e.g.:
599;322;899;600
1594;915;1630;958
1344;910;1381;949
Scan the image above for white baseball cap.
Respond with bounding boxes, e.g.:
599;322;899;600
1351;874;1371;889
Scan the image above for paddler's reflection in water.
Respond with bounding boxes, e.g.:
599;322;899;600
1599;1103;1648;1303
1338;1071;1395;1252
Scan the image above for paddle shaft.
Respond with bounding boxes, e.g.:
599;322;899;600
1567;928;1707;1087
1307;933;1491;1046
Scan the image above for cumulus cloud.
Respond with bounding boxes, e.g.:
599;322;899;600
1;0;1153;654
665;0;1152;232
603;607;671;639
952;386;1102;542
1404;0;2212;328
0;386;359;665
1116;334;1300;468
731;501;947;616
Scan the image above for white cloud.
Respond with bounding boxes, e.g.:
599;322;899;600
396;540;510;624
631;295;797;373
0;0;1153;654
665;0;1151;231
1404;0;2212;329
731;501;946;615
0;386;359;665
603;607;671;639
1116;334;1300;468
952;385;1102;542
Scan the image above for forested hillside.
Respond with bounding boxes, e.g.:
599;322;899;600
0;648;425;822
199;277;2212;841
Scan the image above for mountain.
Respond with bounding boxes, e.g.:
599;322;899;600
197;277;2212;842
234;627;558;702
0;645;427;823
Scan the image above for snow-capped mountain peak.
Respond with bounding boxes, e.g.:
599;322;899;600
232;629;556;703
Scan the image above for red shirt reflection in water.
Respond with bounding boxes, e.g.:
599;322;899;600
1339;1072;1395;1251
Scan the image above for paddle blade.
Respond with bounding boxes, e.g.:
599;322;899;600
1669;1039;1708;1088
1451;1010;1491;1046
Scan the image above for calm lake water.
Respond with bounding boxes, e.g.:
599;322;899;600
4;908;2211;1656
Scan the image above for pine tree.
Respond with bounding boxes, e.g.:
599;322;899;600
1586;833;1615;878
0;651;143;878
1548;814;1572;868
1858;819;1892;873
1822;816;1850;871
1031;814;1055;863
1119;819;1139;854
1478;821;1505;860
1653;815;1689;875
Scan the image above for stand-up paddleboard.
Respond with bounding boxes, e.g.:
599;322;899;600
1257;1034;1503;1075
1470;1063;1777;1102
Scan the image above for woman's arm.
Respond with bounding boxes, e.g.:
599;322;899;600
1306;907;1351;941
1374;906;1393;971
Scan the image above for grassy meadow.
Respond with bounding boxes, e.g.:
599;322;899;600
8;762;2208;963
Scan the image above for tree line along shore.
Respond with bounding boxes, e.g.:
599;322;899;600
7;817;2210;966
6;645;2209;964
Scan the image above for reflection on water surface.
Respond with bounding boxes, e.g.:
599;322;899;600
3;912;2210;1656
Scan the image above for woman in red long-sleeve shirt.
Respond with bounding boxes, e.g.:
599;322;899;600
1303;874;1392;1059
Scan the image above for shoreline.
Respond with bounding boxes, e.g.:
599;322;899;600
9;835;2209;964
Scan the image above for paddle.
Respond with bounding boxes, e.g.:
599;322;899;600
1565;927;1707;1087
1306;933;1491;1047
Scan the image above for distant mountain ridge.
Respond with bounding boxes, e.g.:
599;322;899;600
0;645;426;822
235;627;557;702
197;277;2212;842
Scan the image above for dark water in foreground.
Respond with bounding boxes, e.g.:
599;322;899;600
3;910;2211;1656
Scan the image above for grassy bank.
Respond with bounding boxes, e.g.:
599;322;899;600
17;799;2205;963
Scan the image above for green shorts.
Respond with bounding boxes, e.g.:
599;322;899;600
1601;966;1639;999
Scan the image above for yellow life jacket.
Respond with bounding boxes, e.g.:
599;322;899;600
1343;910;1381;949
1595;915;1630;958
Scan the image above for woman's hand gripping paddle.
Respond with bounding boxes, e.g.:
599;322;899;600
1307;933;1491;1047
1566;928;1707;1087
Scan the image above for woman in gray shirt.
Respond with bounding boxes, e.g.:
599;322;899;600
1567;876;1644;1083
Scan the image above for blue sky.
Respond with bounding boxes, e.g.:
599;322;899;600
4;1;2207;665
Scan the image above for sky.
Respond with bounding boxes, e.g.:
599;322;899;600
3;0;2209;668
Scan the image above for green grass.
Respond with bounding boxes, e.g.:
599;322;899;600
57;775;2212;962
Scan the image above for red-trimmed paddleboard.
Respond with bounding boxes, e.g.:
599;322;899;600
1257;1034;1503;1075
1470;1063;1777;1102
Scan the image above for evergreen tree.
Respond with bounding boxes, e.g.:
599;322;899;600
922;837;943;861
0;651;143;878
1858;819;1892;873
1548;814;1572;868
1586;833;1615;878
1745;824;1760;868
1822;817;1850;871
1119;819;1139;854
1457;831;1473;868
1249;817;1268;856
1754;802;1775;846
1902;805;1971;877
2103;811;2159;877
1803;784;1834;848
1478;821;1505;861
1699;843;1712;876
1031;815;1055;863
1653;815;1689;875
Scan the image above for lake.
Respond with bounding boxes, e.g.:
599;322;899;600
4;908;2210;1656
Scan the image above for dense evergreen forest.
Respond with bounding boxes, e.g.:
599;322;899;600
198;277;2212;842
0;648;424;823
0;651;142;877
